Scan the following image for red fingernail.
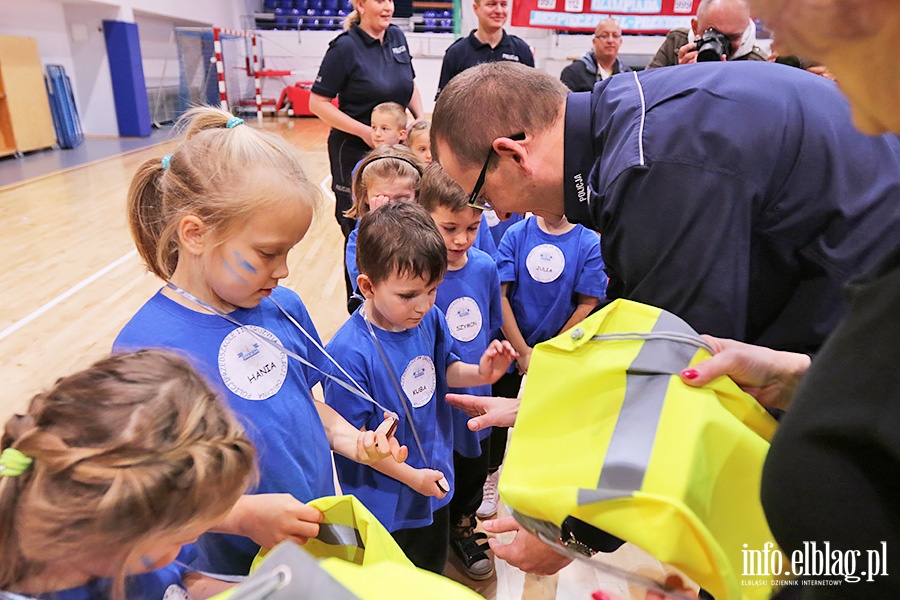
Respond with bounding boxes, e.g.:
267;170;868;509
592;592;613;600
681;369;699;380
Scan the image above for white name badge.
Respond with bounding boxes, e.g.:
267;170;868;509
163;585;190;600
219;325;289;400
483;209;501;227
401;355;437;408
446;296;484;343
526;243;566;283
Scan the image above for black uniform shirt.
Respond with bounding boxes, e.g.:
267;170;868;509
436;30;533;98
312;24;415;125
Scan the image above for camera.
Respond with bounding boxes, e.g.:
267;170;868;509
694;28;732;62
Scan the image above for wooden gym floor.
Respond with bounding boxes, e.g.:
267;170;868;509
0;117;692;600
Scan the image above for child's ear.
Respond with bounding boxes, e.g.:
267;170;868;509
177;215;208;256
399;128;407;142
357;274;376;299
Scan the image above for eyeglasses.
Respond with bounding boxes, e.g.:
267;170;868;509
467;132;526;210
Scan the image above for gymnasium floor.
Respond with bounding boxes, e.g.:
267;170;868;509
0;117;692;600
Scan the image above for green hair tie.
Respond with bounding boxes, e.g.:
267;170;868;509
0;448;33;477
226;117;245;129
161;154;173;170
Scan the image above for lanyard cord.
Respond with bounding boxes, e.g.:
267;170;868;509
164;283;397;419
360;306;430;467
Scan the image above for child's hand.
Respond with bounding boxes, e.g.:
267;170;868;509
357;414;409;464
229;493;324;549
412;468;449;499
368;194;392;211
477;340;519;384
515;347;532;375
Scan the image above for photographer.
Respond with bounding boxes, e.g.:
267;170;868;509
646;0;767;68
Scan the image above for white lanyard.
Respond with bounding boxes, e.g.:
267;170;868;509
164;283;398;420
360;306;430;466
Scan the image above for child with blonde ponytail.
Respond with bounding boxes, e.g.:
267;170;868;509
115;107;406;576
0;349;256;600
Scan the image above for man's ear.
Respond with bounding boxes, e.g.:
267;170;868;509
493;135;533;176
177;215;208;256
691;18;699;37
357;273;376;299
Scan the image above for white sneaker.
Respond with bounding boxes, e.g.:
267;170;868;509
476;470;500;519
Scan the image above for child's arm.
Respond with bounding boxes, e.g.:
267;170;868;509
499;282;532;375
368;455;449;499
211;493;323;549
315;401;408;464
446;339;518;388
558;294;599;336
183;573;238;599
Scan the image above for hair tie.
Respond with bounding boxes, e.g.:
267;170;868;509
161;154;173;170
0;448;33;477
226;117;245;129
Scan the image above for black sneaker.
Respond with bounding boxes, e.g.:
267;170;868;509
450;529;493;580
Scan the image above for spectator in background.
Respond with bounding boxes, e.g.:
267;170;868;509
436;0;533;99
560;18;631;92
646;0;767;68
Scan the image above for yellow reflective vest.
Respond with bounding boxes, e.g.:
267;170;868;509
500;299;782;600
212;495;482;600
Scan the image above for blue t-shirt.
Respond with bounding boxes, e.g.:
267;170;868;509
473;215;498;261
498;217;607;347
324;307;459;531
1;547;195;600
483;210;524;248
435;248;503;457
346;221;361;287
312;24;414;125
114;287;335;575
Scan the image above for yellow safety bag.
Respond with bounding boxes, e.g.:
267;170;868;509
212;495;482;600
500;299;781;600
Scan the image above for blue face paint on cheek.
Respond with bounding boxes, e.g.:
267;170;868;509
233;251;258;274
223;258;249;283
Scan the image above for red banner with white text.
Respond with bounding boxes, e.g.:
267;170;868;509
510;0;700;33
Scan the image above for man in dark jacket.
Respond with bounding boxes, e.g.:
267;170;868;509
560;18;631;92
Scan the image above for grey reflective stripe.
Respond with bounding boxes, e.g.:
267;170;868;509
227;540;360;600
317;522;365;549
579;311;701;505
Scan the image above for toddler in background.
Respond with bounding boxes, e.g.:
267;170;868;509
324;201;516;574
405;120;432;165
115;107;403;576
419;162;503;581
0;350;255;600
369;101;408;147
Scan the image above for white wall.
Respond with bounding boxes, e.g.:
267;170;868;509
0;0;245;136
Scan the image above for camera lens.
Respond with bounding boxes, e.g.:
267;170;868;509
695;29;731;62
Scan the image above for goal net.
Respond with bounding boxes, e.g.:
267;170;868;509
173;27;256;118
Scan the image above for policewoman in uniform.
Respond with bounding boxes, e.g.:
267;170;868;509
309;0;424;296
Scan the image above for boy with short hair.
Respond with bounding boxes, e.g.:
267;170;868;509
370;101;408;146
324;201;516;574
419;162;503;580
